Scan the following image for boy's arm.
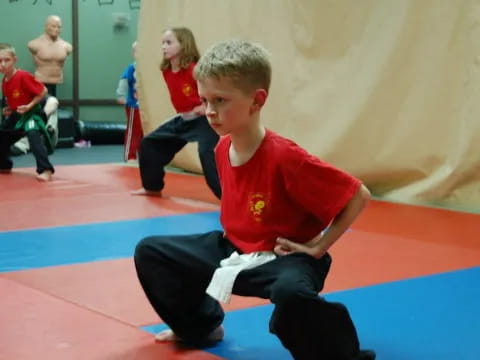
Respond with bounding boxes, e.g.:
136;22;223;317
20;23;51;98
1;96;10;117
116;78;128;104
16;86;48;114
275;184;371;259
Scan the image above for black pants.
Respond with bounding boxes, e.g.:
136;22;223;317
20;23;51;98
44;83;57;97
138;115;221;199
0;116;54;174
134;231;364;360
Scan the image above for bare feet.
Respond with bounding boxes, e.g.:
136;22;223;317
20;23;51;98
131;187;162;197
155;325;224;344
36;170;53;182
155;329;180;342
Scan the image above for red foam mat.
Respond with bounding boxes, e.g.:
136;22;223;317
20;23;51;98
0;277;222;360
354;200;480;250
0;165;219;231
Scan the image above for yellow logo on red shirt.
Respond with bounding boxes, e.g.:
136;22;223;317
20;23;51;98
12;89;21;99
249;193;267;222
182;83;193;97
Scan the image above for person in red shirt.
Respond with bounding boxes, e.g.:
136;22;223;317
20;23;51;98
131;27;220;199
0;43;54;181
134;40;375;360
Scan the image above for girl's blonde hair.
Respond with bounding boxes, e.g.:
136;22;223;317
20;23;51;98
160;27;200;71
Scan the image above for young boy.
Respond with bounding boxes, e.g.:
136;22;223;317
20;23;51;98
116;41;143;162
0;43;54;181
134;40;375;360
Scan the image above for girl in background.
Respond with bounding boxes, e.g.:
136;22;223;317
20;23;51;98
131;27;221;198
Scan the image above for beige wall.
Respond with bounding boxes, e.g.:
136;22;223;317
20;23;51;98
136;0;480;208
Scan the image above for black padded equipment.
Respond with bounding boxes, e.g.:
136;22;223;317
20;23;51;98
78;120;126;145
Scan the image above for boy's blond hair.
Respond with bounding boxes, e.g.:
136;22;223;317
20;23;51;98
0;43;16;57
194;39;271;94
160;27;200;71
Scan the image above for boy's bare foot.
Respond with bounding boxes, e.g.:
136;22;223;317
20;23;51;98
155;325;224;344
36;170;53;182
131;188;162;197
155;329;180;342
0;169;12;174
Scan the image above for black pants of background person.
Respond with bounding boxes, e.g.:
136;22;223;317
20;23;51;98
44;83;57;97
138;115;221;199
134;231;374;360
0;114;54;174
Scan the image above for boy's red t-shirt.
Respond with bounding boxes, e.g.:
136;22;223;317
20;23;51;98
2;69;45;111
216;129;361;254
162;62;202;113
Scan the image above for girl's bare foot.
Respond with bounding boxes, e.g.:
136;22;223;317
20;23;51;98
131;187;162;197
155;325;224;343
36;170;53;182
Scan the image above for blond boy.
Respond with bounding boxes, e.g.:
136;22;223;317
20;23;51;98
134;40;375;360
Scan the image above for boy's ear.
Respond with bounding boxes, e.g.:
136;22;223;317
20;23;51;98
252;89;267;110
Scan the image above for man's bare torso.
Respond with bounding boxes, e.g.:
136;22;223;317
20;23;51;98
28;35;72;84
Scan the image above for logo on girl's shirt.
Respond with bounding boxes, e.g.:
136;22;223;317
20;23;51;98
12;89;21;99
249;193;267;222
182;83;193;97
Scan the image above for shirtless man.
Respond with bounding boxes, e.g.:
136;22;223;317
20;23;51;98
28;15;72;96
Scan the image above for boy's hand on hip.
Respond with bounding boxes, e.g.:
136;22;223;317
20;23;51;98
16;104;31;114
274;237;325;258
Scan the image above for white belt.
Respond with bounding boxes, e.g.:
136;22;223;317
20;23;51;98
206;251;276;304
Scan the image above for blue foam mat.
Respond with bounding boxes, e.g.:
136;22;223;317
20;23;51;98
0;212;221;272
143;266;480;360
